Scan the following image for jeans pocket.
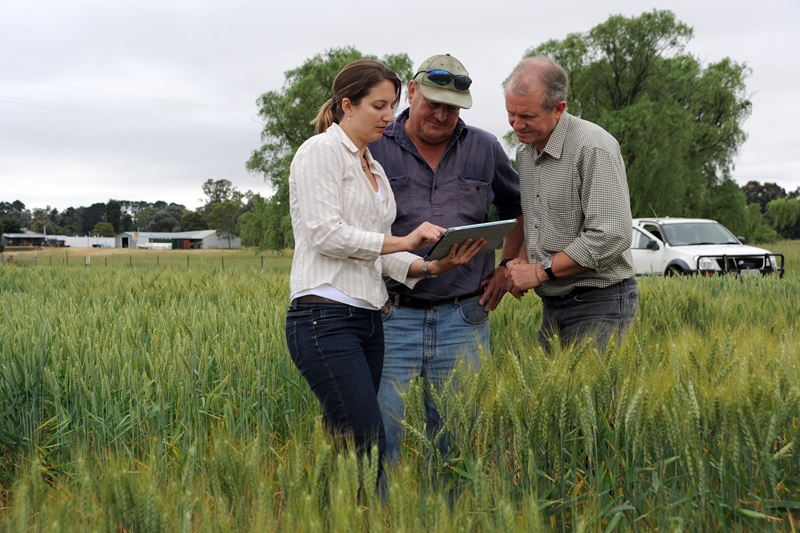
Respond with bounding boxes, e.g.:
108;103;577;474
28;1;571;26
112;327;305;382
458;297;489;326
285;318;302;366
572;291;624;324
381;302;394;322
312;305;354;325
624;289;639;319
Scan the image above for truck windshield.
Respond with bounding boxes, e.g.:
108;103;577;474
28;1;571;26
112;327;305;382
661;223;740;246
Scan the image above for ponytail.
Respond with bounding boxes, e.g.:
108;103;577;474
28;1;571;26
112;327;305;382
311;98;340;134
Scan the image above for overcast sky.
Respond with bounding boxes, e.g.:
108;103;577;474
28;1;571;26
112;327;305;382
2;0;799;213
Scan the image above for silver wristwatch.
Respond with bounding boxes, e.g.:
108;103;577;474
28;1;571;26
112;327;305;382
422;260;437;279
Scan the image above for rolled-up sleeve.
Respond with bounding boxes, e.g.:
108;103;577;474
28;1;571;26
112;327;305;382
563;147;632;270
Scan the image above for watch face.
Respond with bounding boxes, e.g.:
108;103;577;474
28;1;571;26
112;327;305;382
541;256;552;269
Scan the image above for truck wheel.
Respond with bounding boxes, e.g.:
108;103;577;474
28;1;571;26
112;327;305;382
666;265;685;277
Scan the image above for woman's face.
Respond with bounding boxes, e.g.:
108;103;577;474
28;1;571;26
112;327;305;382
341;79;396;148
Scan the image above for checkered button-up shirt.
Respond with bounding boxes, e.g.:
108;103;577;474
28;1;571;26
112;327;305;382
516;112;635;297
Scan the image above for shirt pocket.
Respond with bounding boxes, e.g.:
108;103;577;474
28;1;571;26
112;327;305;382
457;176;491;224
388;175;412;221
540;205;583;250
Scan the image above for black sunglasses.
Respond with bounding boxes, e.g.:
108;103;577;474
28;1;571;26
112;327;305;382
415;69;472;91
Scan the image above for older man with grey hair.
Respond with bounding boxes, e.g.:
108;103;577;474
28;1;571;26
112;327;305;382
504;56;638;352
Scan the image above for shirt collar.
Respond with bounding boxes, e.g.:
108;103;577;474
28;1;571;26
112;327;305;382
540;111;570;159
327;122;360;155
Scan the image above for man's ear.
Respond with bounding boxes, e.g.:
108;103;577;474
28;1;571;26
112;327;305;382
407;82;417;104
554;100;567;120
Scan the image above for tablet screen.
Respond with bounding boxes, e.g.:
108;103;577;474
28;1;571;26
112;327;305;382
423;219;517;261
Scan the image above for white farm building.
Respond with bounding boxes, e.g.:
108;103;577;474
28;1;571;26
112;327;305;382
114;230;241;250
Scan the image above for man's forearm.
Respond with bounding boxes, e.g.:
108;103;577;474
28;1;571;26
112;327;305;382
499;214;525;261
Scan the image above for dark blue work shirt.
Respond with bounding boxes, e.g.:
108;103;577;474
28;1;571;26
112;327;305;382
369;109;522;300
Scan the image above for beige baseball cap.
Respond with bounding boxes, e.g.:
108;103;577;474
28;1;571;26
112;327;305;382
412;54;473;109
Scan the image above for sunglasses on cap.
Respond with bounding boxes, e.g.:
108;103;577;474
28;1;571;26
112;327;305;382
415;69;472;91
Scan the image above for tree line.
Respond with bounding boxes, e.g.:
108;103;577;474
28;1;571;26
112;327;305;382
0;179;254;240
5;177;797;248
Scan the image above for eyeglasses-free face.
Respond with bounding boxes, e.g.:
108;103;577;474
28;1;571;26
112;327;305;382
414;69;472;91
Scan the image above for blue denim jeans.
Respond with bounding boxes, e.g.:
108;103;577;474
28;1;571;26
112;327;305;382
378;294;489;461
285;301;386;460
539;277;638;353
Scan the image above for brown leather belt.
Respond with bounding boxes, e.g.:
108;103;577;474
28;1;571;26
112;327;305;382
294;295;343;305
395;290;482;310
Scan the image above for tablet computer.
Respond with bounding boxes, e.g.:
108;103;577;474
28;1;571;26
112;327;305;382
423;219;518;261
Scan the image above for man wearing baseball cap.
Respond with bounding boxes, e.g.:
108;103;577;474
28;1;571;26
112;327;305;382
369;54;524;461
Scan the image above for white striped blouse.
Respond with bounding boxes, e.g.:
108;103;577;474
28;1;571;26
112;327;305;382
288;123;420;309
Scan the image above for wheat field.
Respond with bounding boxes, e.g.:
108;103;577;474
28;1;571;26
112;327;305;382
1;243;798;531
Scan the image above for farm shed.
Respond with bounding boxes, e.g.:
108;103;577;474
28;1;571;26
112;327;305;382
1;232;65;248
114;230;240;250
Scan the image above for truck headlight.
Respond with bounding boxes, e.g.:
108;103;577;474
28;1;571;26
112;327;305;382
698;257;716;271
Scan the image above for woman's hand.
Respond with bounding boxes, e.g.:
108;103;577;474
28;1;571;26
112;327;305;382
402;222;447;251
382;222;446;255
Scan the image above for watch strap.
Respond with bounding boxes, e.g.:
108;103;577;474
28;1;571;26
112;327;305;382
422;260;437;279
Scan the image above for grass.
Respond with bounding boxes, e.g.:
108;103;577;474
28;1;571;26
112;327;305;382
1;242;799;531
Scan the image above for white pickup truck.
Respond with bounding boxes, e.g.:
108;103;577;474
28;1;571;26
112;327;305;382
630;217;784;277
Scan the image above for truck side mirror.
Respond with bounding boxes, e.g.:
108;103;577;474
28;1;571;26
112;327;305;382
646;239;659;251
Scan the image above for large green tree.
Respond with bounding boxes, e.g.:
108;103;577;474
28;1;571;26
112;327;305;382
56;207;85;236
0;201;30;229
83;203;108;235
106;200;123;234
237;194;292;249
31;219;61;235
522;10;751;220
137;203;184;232
91;221;116;238
201;179;242;208
766;198;800;233
199;179;245;243
0;217;22;234
741;180;787;211
247;47;414;249
207;201;241;248
181;210;209;231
